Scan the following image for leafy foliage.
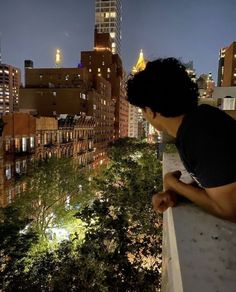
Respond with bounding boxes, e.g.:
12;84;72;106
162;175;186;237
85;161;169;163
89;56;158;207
1;138;163;291
14;157;92;237
0;206;38;291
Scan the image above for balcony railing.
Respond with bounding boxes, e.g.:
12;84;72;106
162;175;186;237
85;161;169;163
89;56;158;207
162;152;236;292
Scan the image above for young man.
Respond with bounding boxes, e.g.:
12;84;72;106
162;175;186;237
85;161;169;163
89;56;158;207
127;58;236;222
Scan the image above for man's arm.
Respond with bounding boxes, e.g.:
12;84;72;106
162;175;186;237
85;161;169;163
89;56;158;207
164;171;236;222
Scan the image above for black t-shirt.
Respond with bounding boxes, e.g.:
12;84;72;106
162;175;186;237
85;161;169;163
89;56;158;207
175;104;236;188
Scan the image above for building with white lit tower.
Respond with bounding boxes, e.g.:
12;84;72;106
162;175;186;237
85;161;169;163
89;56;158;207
129;50;146;138
95;0;122;56
0;64;20;115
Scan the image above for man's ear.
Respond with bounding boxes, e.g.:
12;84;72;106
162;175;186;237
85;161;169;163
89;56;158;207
146;107;157;118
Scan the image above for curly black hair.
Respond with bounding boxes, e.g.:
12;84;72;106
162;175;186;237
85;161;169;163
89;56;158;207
127;58;199;117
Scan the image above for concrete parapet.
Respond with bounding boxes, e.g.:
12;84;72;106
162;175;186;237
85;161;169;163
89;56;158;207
162;152;236;292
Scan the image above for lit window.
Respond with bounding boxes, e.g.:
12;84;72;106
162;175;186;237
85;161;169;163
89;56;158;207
14;138;20;152
5;164;11;180
37;134;41;146
15;161;21;174
5;138;11;151
98;68;101;72
102;61;105;66
110;12;116;18
81;93;86;100
53;91;57;96
65;75;69;80
107;68;111;73
22;137;27;152
89;68;92;72
110;32;116;39
30;137;35;148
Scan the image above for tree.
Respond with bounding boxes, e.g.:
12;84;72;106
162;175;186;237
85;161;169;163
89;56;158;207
0;206;38;291
13;157;92;237
74;138;163;290
1;138;163;291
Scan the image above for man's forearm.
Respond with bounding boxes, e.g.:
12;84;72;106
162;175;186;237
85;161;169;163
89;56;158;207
169;180;227;219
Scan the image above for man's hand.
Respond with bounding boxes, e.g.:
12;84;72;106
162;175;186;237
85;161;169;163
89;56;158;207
152;190;178;214
164;170;182;191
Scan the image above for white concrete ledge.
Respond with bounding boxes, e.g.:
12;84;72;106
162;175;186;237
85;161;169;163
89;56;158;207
162;152;236;292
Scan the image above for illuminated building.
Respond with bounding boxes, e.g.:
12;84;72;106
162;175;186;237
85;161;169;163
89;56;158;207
0;112;96;207
197;73;215;98
81;29;128;139
219;42;236;87
95;0;122;55
0;64;21;115
19;59;114;166
128;49;148;139
132;49;146;73
20;61;91;116
217;47;227;86
183;60;196;82
0;113;36;206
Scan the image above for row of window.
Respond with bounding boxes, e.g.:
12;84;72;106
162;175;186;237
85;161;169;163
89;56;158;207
36;129;95;146
5;137;35;152
39;73;81;80
5;159;27;180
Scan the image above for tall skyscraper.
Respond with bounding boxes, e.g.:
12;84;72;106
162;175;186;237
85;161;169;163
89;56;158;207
95;0;122;56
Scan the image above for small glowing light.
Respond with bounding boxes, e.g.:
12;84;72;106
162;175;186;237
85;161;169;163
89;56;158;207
55;49;61;67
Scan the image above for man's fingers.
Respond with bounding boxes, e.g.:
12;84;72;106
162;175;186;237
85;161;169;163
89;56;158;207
152;191;178;213
152;192;171;213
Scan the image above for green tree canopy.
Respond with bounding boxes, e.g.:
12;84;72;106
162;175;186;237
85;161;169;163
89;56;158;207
1;138;163;291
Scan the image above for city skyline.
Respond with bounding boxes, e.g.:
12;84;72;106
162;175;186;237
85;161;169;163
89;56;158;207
1;0;236;81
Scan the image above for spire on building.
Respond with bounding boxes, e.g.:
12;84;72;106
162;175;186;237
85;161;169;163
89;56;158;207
132;49;147;74
55;49;62;68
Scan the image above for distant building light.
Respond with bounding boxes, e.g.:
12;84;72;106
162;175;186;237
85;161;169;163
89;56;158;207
94;46;111;52
55;49;62;67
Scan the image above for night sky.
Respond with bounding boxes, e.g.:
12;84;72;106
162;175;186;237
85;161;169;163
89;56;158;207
1;0;236;82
